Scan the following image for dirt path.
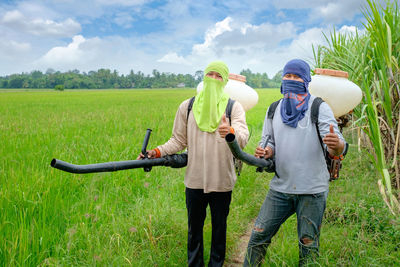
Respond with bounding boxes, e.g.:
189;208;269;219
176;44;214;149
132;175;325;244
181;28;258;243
225;221;254;266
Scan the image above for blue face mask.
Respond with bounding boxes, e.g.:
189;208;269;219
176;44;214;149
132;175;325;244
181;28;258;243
280;79;310;128
281;80;307;94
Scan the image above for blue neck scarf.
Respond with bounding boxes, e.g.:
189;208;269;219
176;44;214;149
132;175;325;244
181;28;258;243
280;80;310;128
280;59;312;128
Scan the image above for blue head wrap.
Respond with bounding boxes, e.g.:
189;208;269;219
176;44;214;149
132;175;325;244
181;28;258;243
280;59;311;128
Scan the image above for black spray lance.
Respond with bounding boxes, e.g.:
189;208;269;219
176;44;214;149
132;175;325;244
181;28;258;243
141;128;152;172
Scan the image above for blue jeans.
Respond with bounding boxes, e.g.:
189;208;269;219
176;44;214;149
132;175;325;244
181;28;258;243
243;189;327;267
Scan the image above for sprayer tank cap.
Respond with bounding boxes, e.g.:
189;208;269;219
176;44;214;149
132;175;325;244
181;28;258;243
229;73;246;82
314;68;349;78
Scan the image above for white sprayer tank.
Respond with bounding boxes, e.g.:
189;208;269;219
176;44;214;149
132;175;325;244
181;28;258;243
309;68;362;117
196;73;258;111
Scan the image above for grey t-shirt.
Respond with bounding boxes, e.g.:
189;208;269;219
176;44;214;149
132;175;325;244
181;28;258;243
259;95;345;194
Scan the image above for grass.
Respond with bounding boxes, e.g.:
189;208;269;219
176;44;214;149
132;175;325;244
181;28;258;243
0;89;399;266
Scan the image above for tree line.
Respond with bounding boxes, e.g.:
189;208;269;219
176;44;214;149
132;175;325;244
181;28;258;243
0;68;282;89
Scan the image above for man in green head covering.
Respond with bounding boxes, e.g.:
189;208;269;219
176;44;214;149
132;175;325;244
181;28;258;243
140;61;249;266
192;61;230;132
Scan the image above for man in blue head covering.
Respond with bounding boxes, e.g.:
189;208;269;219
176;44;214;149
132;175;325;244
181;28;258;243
243;59;347;266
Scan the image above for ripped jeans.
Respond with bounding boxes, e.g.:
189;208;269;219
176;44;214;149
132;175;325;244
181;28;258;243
243;189;327;267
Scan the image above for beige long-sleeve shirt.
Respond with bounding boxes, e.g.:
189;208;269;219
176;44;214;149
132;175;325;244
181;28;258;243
157;98;249;193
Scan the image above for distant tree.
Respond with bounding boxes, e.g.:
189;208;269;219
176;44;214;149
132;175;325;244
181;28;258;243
0;67;279;89
64;76;80;89
194;70;203;82
46;68;56;75
270;70;283;88
272;70;283;84
240;69;275;88
0;78;8;88
31;70;43;79
8;75;24;88
54;84;64;91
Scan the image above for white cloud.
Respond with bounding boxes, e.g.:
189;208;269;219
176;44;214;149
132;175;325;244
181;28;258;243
288;27;326;60
15;1;59;19
95;0;149;6
219;21;296;49
271;0;365;24
39;35;87;65
192;17;233;55
114;12;135;28
0;39;31;57
1;10;81;37
2;10;23;22
0;39;36;74
271;0;318;8
338;25;366;36
315;1;363;24
164;17;301;76
32;35;159;74
191;17;297;61
276;11;286;19
157;52;190;65
148;19;360;77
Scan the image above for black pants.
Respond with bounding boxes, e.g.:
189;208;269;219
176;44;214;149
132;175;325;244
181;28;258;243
185;188;232;267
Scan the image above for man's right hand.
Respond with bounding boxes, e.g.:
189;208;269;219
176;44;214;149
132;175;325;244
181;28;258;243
136;149;157;160
255;146;266;158
254;146;274;159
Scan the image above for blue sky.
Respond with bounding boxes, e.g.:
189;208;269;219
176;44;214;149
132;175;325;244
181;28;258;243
0;0;377;77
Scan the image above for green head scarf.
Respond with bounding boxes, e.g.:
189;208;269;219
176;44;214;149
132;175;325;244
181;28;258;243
192;61;230;132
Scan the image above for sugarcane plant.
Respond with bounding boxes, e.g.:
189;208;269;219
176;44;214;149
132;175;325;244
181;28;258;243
313;0;400;214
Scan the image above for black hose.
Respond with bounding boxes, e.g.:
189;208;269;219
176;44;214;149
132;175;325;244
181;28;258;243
225;133;275;172
50;153;188;174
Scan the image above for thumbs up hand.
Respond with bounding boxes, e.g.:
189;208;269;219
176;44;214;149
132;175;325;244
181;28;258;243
323;124;344;156
218;114;231;138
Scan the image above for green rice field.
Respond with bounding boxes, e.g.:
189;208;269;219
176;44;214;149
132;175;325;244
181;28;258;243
1;89;399;266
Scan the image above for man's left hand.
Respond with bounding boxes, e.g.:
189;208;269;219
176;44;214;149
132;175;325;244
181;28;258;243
323;124;344;156
218;114;230;138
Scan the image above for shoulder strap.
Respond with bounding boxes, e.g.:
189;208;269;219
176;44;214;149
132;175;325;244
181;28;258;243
312;97;325;151
267;99;282;120
187;96;196;121
311;97;324;124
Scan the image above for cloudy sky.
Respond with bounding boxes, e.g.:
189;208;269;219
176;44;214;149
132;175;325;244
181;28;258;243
0;0;373;77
